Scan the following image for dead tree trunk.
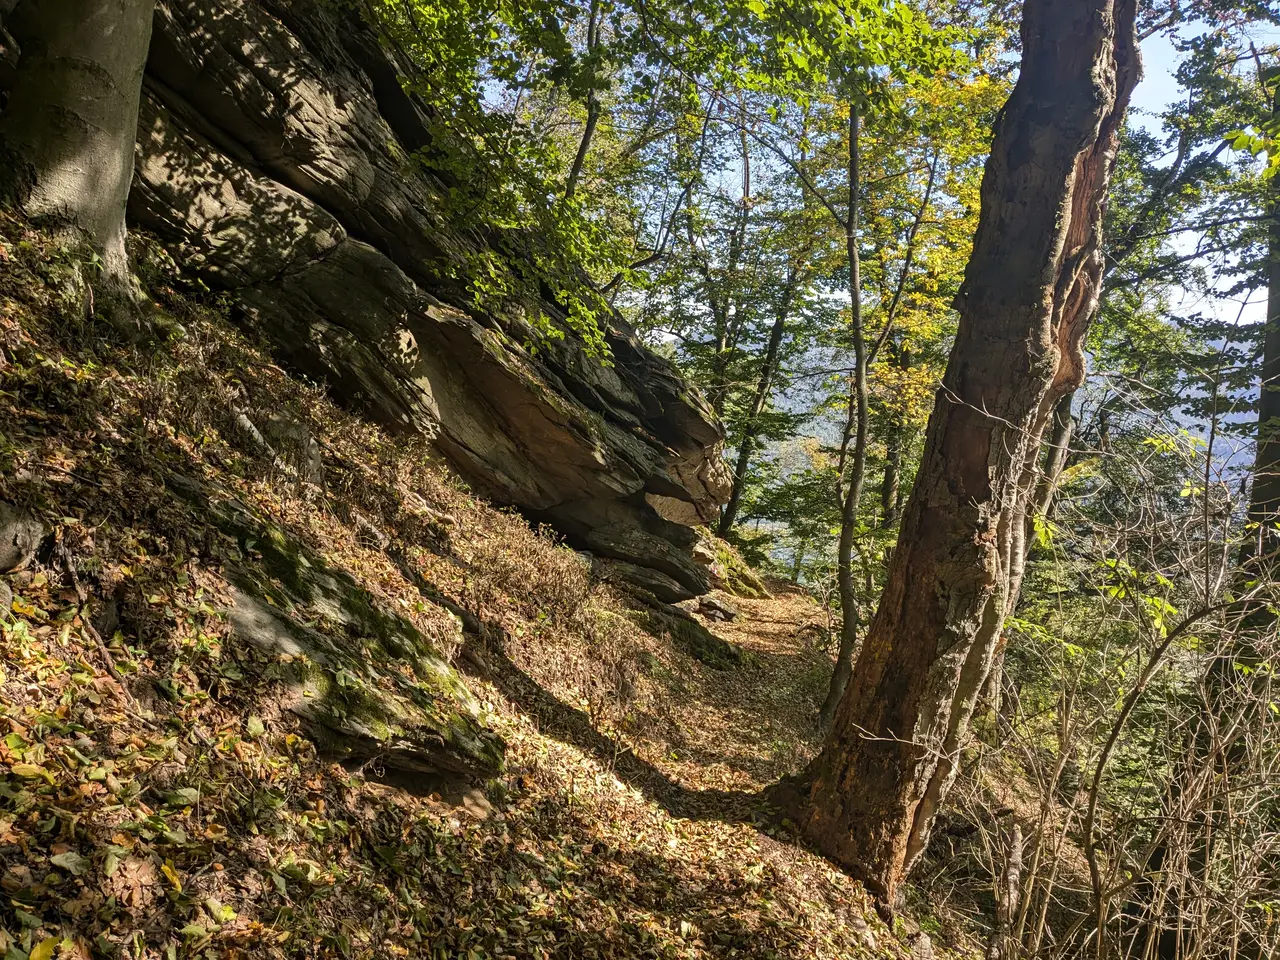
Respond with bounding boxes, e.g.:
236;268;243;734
780;0;1140;909
0;0;154;284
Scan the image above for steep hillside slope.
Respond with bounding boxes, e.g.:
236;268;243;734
125;0;729;601
0;220;969;959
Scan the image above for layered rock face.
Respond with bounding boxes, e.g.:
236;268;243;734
127;0;729;598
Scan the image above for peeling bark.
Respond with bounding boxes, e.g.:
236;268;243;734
783;0;1140;908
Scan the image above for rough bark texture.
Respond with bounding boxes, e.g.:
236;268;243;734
0;0;154;280
785;0;1140;907
125;0;730;597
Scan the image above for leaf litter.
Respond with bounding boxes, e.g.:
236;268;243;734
0;216;955;958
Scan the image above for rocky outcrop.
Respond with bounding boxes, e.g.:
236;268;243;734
126;0;730;598
168;474;504;786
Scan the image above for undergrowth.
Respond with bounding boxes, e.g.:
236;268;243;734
0;217;943;959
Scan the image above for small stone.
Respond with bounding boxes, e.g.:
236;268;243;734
92;596;120;640
850;916;877;951
0;502;43;574
910;932;934;960
460;787;493;820
696;596;739;622
0;579;11;621
261;414;324;486
691;540;717;567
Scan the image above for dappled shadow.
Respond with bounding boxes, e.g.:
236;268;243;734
464;630;768;825
0;213;879;959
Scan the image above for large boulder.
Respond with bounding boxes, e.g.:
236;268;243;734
128;0;730;598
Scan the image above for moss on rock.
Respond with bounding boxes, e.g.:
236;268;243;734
170;475;504;781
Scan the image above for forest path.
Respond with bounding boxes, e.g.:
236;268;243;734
647;584;834;795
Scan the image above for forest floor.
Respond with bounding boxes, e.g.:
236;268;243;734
0;219;980;959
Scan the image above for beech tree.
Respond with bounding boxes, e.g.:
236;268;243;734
782;0;1142;908
0;0;154;287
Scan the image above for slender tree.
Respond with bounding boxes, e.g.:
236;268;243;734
780;0;1141;908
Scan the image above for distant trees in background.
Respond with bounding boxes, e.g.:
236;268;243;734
366;0;1280;942
4;0;1280;952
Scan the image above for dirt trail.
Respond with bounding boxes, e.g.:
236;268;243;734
647;584;834;795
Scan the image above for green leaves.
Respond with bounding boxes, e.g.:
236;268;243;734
50;851;92;875
1225;126;1280;177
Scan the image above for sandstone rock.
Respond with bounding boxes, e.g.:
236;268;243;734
595;558;691;605
260;414;324;486
129;0;730;597
0;501;42;573
169;475;503;784
633;602;747;670
691;539;718;567
696;596;739;622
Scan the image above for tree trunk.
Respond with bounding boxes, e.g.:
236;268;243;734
880;344;912;528
820;100;869;731
718;278;794;537
985;823;1024;960
1245;78;1280;573
791;540;807;584
784;0;1140;909
1033;392;1075;522
565;98;600;199
0;0;154;283
880;419;903;526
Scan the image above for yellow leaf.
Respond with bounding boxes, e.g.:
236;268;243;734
9;762;49;780
161;859;183;891
30;937;60;960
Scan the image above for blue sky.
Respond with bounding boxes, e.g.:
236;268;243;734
1131;31;1185;129
1129;22;1280;327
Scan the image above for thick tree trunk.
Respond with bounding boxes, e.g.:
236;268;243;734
0;0;154;282
821;101;869;731
784;0;1140;908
